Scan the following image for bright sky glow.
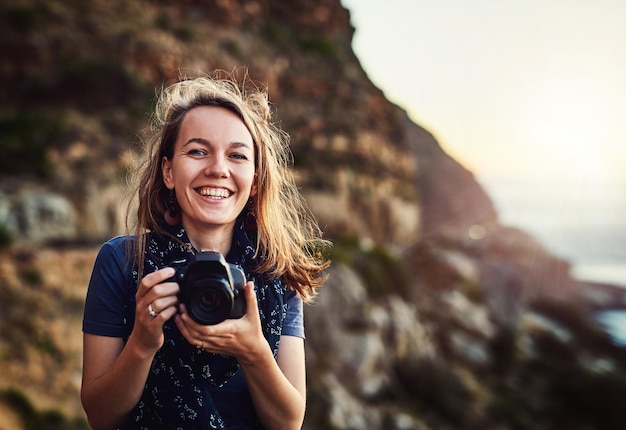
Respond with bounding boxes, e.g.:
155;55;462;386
340;0;626;185
340;0;626;287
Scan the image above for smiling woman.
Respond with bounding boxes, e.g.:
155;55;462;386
162;106;258;250
81;73;330;430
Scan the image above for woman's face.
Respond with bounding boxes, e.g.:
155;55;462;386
162;105;257;235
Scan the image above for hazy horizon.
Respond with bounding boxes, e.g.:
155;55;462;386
341;0;626;288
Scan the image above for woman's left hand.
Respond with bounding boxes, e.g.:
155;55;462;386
174;281;267;362
176;280;306;429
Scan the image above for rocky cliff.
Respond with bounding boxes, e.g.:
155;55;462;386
2;1;625;429
1;0;478;248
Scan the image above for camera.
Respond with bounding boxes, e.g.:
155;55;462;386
168;251;246;325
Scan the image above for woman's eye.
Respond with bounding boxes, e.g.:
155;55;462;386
230;152;249;161
185;148;207;157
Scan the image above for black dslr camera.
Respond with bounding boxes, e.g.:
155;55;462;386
168;251;246;325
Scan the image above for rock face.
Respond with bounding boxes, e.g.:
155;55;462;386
304;264;437;429
0;190;76;244
0;0;490;250
2;1;613;430
403;118;498;237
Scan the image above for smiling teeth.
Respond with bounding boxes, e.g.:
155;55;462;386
199;188;230;198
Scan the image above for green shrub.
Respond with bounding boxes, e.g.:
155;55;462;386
37;334;63;359
155;12;173;31
222;39;243;58
18;60;149;112
330;235;412;298
488;326;518;375
155;12;195;41
394;359;473;427
487;396;530;430
19;267;43;287
297;34;338;58
6;5;39;31
328;234;360;264
263;21;338;59
0;388;89;430
264;21;290;43
0;223;13;248
0;113;63;178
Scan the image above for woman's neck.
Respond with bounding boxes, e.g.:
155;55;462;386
182;219;234;256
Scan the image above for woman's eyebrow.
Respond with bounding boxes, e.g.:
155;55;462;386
183;137;209;147
182;138;252;149
230;141;253;150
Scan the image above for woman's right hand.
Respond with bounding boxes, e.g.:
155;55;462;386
82;266;181;430
132;267;180;352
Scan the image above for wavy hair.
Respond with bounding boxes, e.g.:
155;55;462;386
128;72;330;301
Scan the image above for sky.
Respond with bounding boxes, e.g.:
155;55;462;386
340;0;626;187
339;0;626;285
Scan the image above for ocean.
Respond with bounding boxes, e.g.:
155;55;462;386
479;177;626;345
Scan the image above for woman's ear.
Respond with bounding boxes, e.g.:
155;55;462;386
250;172;258;197
162;156;174;189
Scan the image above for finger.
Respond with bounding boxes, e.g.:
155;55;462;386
153;304;178;322
177;304;231;340
149;295;179;316
151;282;180;303
174;309;210;347
141;298;178;323
136;267;176;298
244;281;259;318
176;304;204;336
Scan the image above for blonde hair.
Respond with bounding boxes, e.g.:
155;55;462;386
128;72;330;300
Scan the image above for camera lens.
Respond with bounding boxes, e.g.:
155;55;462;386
198;288;223;312
187;275;233;325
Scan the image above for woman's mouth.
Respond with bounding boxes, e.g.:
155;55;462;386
197;187;232;199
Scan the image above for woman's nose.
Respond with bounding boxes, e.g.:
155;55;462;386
204;154;229;178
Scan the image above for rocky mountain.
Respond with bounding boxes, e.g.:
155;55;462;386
2;1;626;429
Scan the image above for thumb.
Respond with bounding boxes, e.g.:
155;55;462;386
244;281;259;318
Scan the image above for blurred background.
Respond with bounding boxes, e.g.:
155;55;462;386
343;0;626;288
342;0;626;347
1;1;625;429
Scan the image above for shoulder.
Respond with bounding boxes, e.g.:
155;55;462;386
83;236;138;337
100;235;135;253
282;288;304;338
90;235;138;296
94;235;135;265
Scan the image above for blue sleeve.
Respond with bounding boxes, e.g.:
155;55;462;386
82;236;135;338
282;289;305;338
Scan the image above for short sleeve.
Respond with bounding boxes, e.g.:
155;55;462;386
82;236;135;338
281;289;305;338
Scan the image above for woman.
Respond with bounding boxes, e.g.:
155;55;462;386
81;74;330;429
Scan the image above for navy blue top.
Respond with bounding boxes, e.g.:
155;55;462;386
82;235;304;428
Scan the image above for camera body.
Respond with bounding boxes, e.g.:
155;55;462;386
168;251;246;325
